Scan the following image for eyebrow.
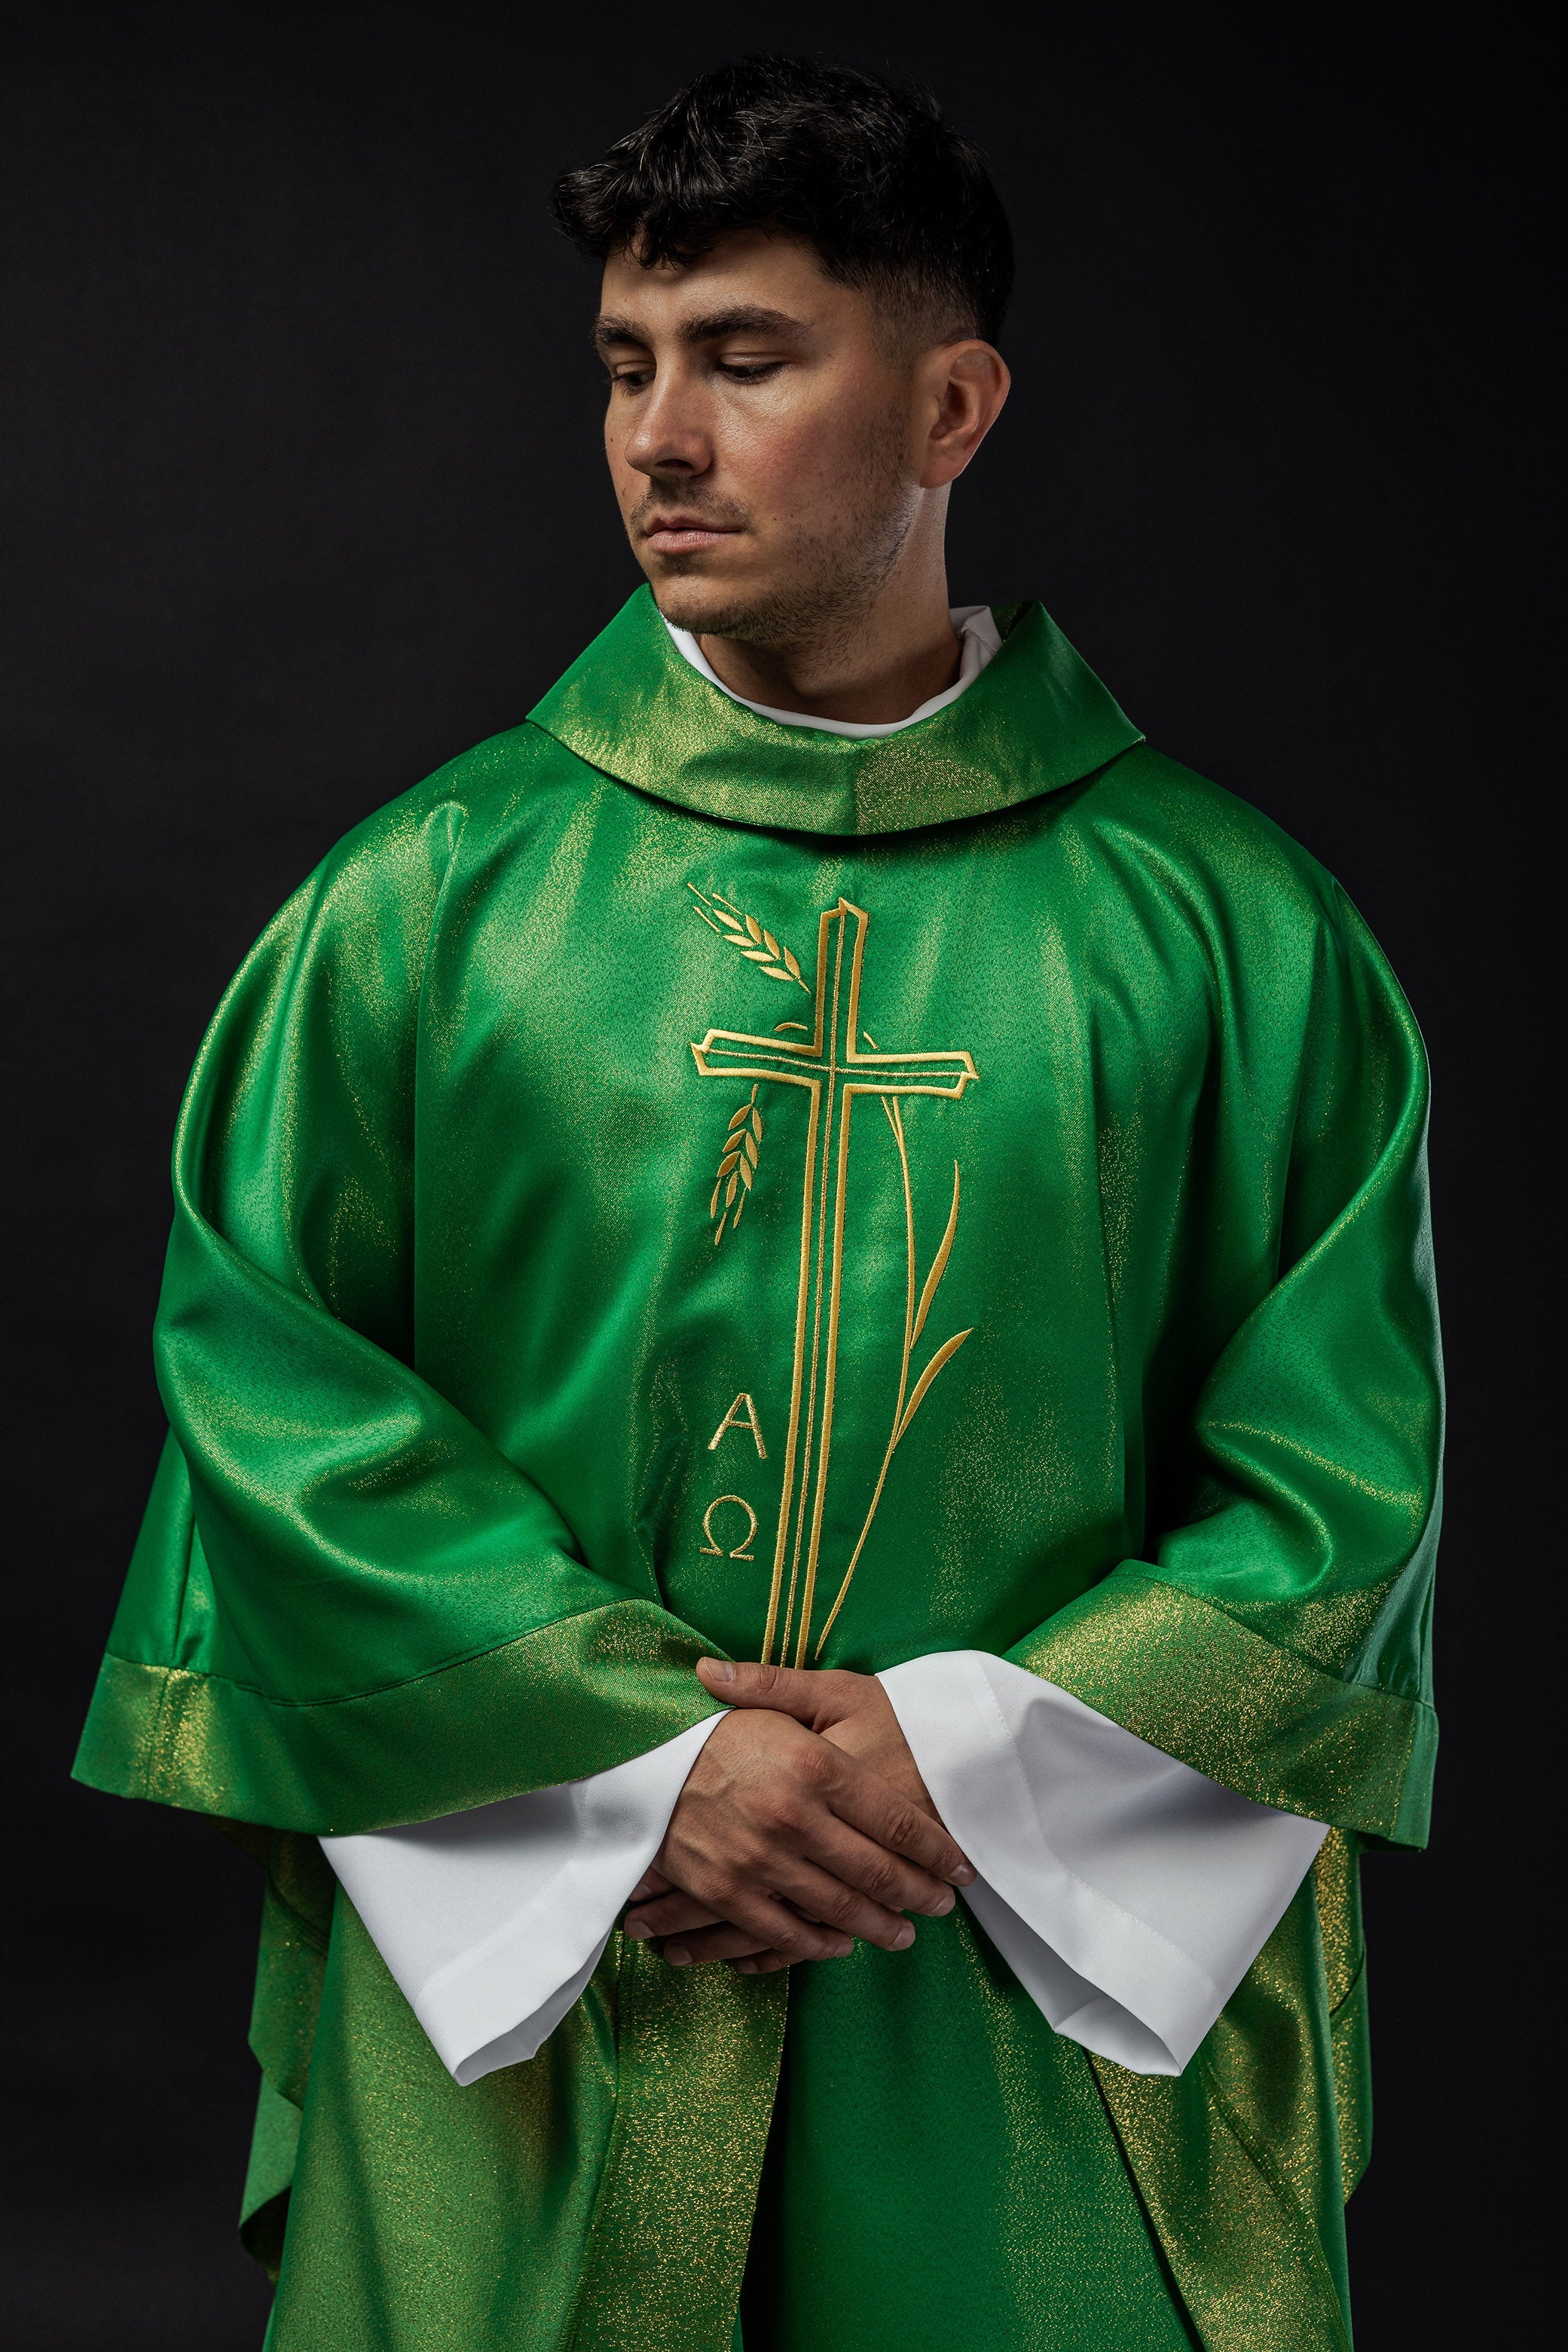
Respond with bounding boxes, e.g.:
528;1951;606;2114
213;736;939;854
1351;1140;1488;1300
591;304;805;351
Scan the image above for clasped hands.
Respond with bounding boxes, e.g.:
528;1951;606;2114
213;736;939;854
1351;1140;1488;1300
622;1658;974;1974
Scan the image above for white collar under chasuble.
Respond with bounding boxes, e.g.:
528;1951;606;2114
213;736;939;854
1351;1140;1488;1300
664;604;1001;738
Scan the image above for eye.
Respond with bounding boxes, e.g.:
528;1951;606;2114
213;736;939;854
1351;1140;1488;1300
608;364;653;392
717;360;784;383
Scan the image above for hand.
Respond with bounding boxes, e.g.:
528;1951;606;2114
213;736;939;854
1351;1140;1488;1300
623;1660;970;1974
711;1659;938;1816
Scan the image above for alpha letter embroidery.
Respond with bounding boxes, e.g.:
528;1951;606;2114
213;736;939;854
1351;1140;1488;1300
709;1394;768;1458
689;890;980;1665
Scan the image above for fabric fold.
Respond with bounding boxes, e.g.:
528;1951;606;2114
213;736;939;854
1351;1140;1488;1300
879;1650;1327;2075
330;1645;1324;2088
322;1714;723;2084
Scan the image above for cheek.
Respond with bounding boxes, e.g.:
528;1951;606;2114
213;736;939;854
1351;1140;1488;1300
723;408;854;514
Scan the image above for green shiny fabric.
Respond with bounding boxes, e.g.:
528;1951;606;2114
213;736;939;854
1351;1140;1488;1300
76;588;1439;2349
264;1891;786;2352
740;1902;1203;2352
531;590;1141;836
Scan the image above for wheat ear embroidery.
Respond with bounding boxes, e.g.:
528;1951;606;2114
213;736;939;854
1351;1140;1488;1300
689;884;812;992
710;1084;765;1243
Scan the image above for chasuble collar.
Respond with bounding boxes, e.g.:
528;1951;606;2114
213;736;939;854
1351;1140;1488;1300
527;586;1144;836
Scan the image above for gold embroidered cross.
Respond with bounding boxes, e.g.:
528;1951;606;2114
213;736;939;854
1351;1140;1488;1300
691;897;978;1665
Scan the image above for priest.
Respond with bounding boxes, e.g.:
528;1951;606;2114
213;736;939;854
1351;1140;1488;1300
75;54;1441;2352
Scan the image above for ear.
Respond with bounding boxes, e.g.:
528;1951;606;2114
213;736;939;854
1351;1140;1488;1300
918;341;1011;490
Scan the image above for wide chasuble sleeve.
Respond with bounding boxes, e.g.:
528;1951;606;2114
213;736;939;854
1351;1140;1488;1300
75;590;1440;2352
326;1659;1325;2087
75;789;729;1834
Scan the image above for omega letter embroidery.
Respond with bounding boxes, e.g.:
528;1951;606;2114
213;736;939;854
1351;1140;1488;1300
700;1495;760;1561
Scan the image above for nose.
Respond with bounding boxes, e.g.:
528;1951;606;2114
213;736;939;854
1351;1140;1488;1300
621;366;711;482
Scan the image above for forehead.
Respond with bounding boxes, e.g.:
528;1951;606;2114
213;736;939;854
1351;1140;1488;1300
596;228;855;338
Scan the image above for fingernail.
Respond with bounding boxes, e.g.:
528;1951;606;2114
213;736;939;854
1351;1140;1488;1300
892;1922;915;1950
699;1657;735;1684
666;1942;692;1966
931;1889;955;1916
951;1864;976;1886
625;1919;652;1941
833;1938;853;1958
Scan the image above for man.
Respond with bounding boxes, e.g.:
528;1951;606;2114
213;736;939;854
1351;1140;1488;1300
75;54;1441;2352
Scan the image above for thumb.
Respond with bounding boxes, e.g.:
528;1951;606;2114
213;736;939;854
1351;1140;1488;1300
696;1656;841;1723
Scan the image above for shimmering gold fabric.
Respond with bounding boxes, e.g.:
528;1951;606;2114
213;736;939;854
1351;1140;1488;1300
1314;1831;1373;2198
1015;1573;1435;1843
530;591;1143;836
264;1896;781;2352
78;1590;725;1832
220;1825;335;2274
269;1895;622;2348
75;592;1439;2347
570;1942;787;2350
1092;1873;1356;2352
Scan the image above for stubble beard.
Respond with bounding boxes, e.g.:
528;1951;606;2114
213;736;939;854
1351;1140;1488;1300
645;402;918;653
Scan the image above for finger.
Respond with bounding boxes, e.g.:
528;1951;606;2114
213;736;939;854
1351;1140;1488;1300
626;1864;673;1906
665;1919;842;1968
643;1845;915;1956
671;1882;867;1965
815;1748;974;1886
733;1950;796;1974
696;1656;854;1724
796;1825;958;1921
624;1892;726;1940
781;1774;964;1916
764;1852;924;1953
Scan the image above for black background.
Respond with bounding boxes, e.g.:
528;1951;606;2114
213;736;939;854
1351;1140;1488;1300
0;5;1548;2346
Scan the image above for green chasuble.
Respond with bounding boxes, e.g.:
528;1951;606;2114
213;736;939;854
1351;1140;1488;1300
75;589;1441;2352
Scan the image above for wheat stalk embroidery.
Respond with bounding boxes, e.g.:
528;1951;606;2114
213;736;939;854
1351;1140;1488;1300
689;884;812;992
710;1084;764;1243
813;1097;972;1653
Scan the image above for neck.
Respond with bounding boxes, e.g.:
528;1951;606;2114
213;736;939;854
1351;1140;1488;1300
697;518;960;725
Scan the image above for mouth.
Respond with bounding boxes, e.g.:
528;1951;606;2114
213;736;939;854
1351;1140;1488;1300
642;516;740;555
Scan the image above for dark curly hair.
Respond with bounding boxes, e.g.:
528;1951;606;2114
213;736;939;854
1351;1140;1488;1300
552;55;1013;346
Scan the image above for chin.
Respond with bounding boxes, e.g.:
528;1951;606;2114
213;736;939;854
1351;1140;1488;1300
647;573;762;639
650;576;825;648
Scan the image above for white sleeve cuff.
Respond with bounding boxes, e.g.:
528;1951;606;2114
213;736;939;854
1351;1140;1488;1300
879;1650;1326;2077
320;1713;723;2086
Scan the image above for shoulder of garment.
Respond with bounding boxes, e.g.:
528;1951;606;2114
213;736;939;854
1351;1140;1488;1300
1069;744;1345;928
242;720;588;967
255;659;1409;1060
